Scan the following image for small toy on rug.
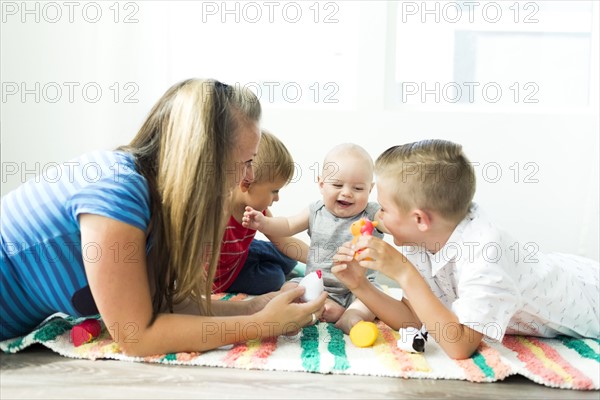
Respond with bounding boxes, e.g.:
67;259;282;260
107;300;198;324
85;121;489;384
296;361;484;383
397;324;428;353
349;321;379;347
298;269;324;302
350;218;378;259
71;319;101;347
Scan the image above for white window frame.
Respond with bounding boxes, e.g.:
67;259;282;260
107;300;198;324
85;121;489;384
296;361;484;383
383;0;600;115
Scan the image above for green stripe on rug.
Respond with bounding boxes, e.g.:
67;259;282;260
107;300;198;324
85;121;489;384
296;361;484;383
2;315;91;353
300;325;320;372
219;293;237;301
326;324;350;371
5;337;25;352
558;336;600;362
33;318;73;342
472;351;495;379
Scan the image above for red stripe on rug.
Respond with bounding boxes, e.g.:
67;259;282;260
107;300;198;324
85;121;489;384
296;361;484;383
454;355;486;382
454;342;512;382
222;337;277;368
478;342;513;380
223;343;249;366
503;336;595;389
378;323;421;372
249;337;278;367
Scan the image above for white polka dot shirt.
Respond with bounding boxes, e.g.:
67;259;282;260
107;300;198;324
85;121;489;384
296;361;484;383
400;204;599;341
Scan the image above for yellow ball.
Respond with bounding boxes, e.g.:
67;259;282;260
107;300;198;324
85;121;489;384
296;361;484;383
349;321;379;348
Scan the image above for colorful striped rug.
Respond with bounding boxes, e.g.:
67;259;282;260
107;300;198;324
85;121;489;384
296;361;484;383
1;310;598;391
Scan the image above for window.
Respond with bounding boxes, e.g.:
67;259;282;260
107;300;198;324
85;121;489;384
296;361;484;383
158;1;361;110
389;1;599;110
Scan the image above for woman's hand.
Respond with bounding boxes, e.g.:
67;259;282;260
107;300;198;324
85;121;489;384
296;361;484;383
257;287;327;336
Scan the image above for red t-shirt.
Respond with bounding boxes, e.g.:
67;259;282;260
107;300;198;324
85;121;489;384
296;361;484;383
212;215;258;293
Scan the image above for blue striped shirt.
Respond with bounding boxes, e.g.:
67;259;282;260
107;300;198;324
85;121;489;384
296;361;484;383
0;151;150;340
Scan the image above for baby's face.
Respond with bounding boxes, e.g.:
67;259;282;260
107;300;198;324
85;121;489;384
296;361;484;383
319;155;373;218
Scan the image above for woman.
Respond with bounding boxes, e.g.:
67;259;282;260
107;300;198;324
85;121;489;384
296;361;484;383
1;79;326;355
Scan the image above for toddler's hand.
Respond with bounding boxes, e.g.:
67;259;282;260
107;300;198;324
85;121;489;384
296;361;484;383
242;206;264;230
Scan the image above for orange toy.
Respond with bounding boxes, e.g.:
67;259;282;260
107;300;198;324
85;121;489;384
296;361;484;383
350;217;378;260
349;321;379;347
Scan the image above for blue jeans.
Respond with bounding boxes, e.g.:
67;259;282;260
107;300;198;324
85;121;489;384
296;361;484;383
226;240;298;295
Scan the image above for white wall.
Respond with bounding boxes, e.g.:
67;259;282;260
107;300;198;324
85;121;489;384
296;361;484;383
2;1;598;260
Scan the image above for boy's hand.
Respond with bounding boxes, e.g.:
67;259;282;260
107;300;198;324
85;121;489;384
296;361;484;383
242;206;265;230
332;241;369;290
350;236;410;282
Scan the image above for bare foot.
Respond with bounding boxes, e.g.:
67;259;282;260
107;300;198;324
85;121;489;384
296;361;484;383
321;299;345;323
335;310;366;334
335;307;376;335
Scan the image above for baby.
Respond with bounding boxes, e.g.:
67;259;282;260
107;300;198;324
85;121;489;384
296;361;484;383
243;143;384;333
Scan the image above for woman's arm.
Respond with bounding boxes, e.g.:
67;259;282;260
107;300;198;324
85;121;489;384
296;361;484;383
80;214;326;356
172;292;279;316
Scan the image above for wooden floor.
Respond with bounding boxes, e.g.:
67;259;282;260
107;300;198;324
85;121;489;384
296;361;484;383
1;344;595;399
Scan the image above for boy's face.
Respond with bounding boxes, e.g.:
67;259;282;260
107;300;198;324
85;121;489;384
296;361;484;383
376;177;418;246
319;155;373;218
244;177;288;212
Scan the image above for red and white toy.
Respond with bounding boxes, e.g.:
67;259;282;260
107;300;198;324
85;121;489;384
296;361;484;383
298;270;324;302
71;319;102;347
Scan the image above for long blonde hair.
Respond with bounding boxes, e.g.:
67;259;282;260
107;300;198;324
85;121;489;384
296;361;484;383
119;79;261;317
